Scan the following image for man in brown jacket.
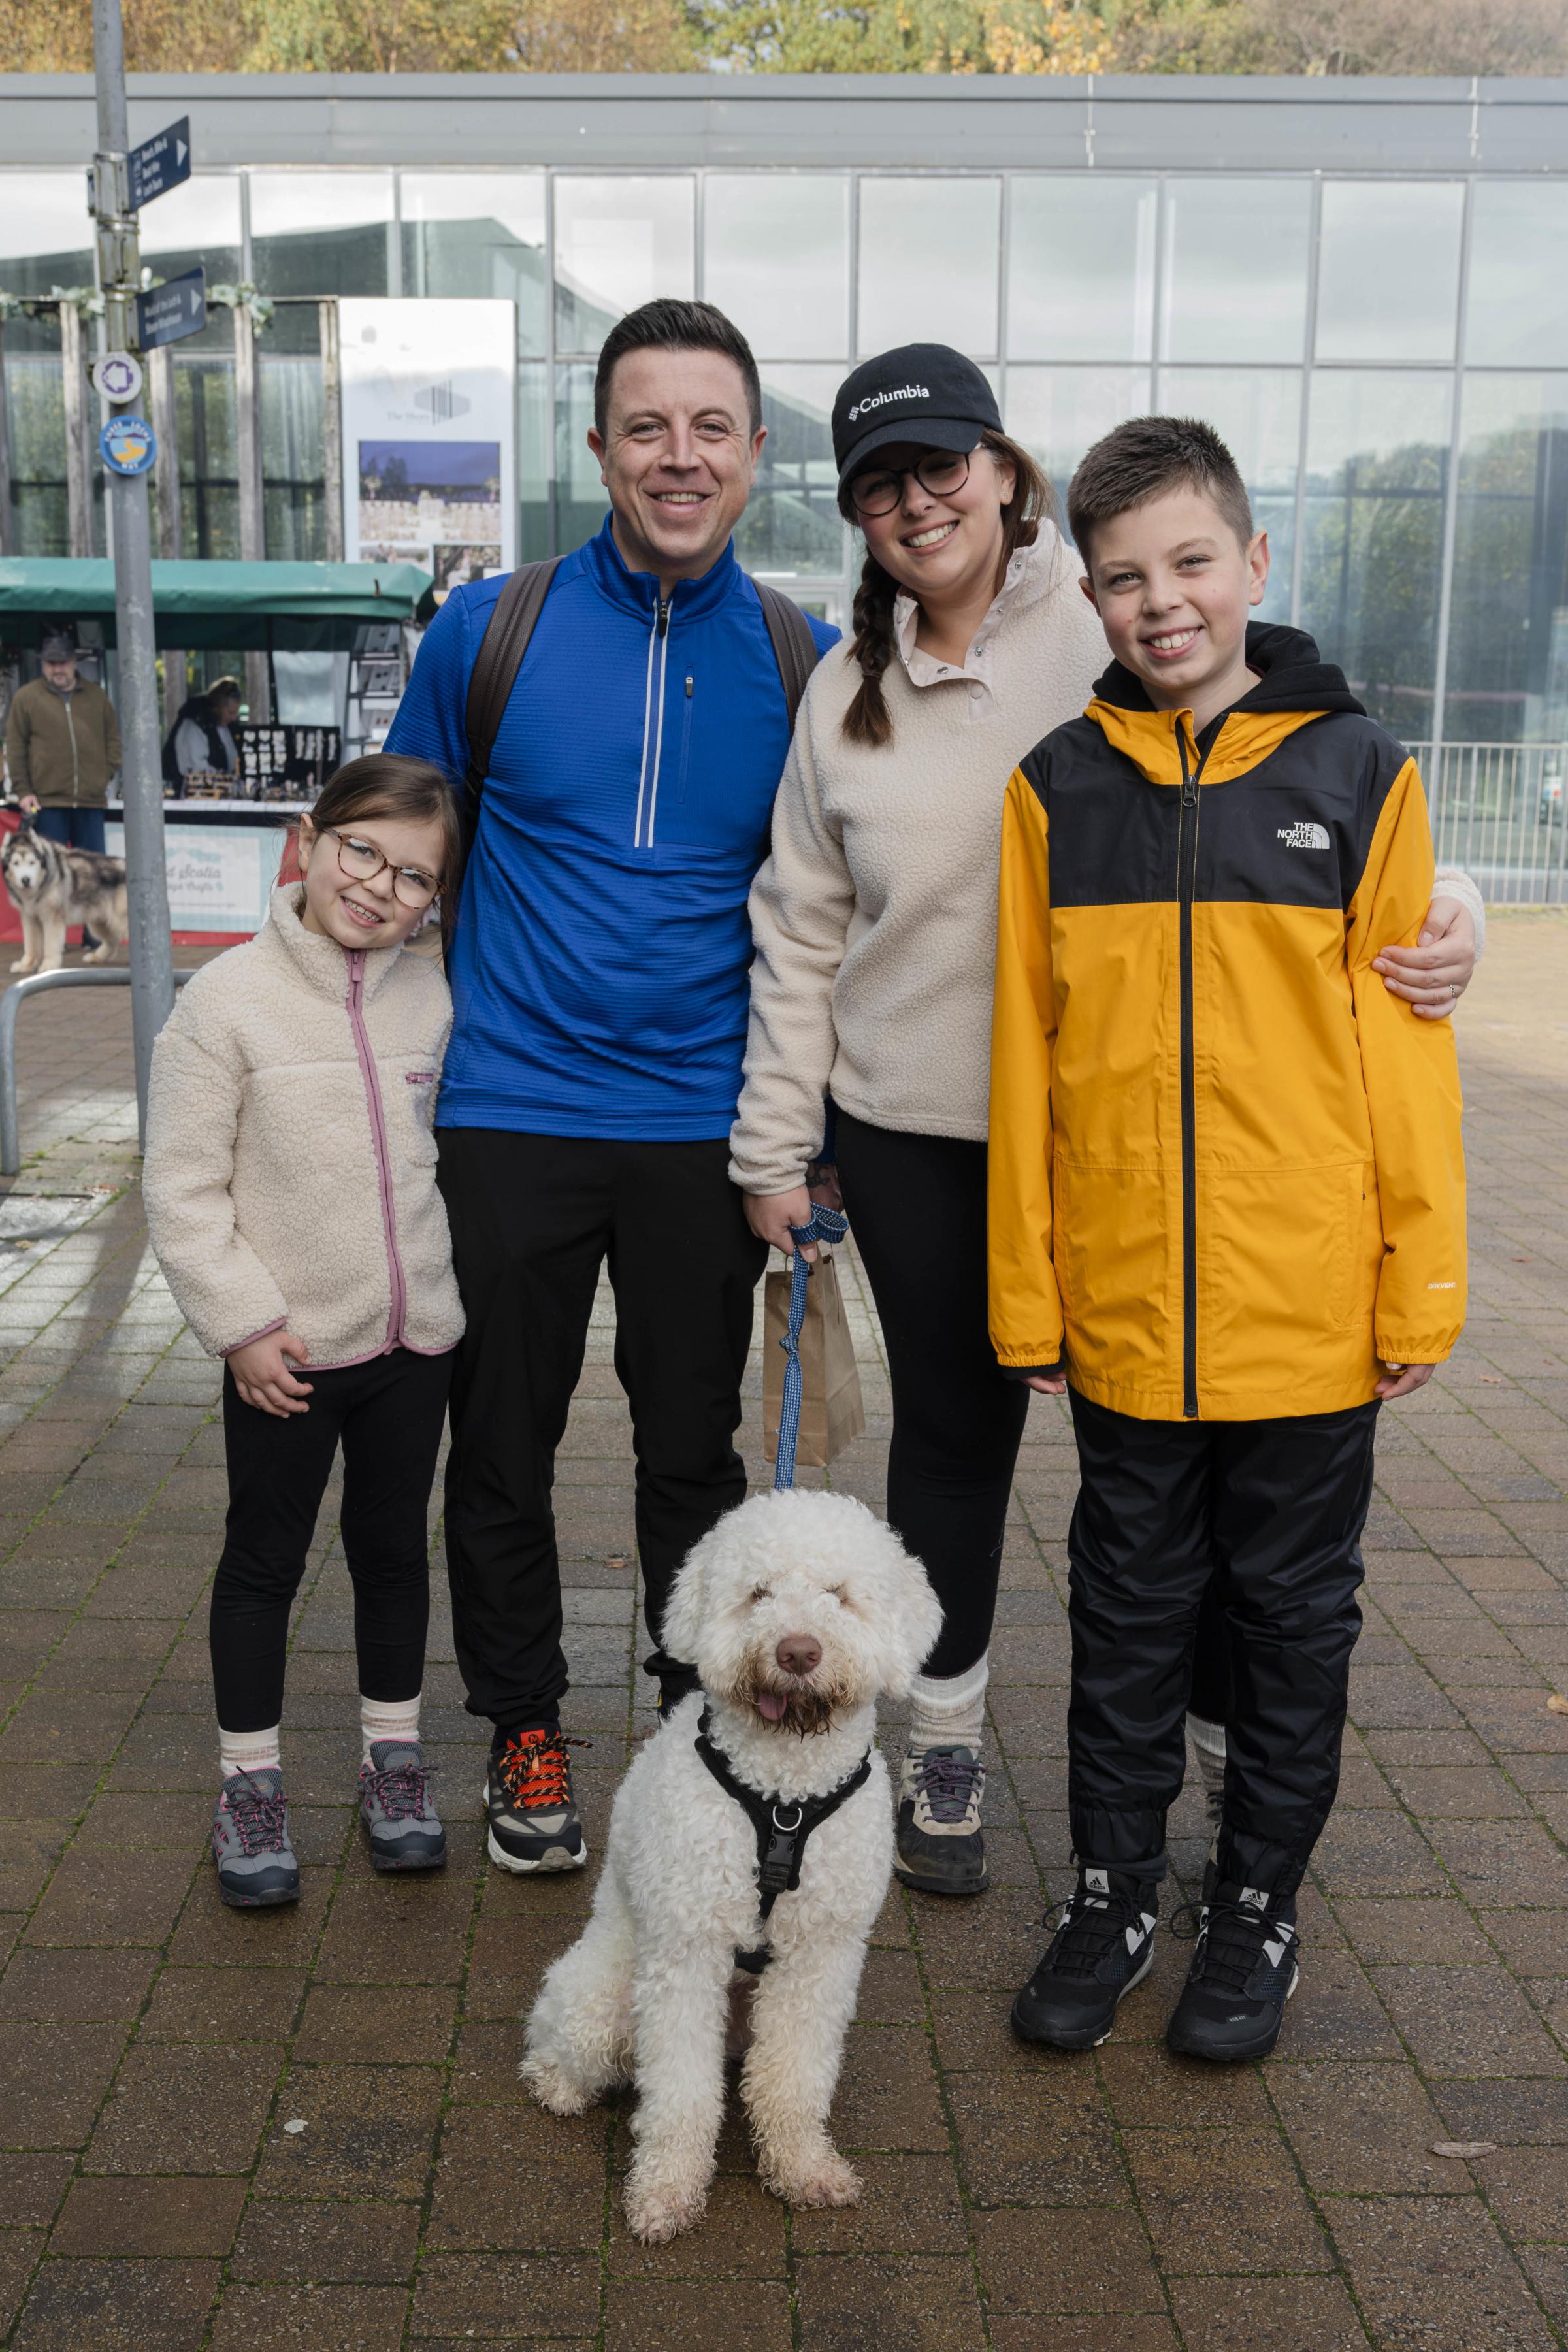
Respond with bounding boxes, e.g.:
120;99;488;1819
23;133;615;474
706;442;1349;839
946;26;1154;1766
5;627;121;859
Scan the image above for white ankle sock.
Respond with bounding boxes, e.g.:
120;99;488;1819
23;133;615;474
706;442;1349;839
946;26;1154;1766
907;1655;989;1754
361;1691;422;1766
219;1723;281;1782
1185;1709;1228;1799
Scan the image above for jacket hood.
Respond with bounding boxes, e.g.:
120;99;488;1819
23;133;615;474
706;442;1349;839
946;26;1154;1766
1091;622;1365;722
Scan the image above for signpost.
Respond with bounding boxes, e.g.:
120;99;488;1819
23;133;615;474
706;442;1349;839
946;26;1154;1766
127;116;190;210
137;268;206;354
88;35;178;1142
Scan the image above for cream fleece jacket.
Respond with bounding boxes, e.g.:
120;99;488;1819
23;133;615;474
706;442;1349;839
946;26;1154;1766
142;887;465;1367
731;529;1107;1195
730;529;1486;1198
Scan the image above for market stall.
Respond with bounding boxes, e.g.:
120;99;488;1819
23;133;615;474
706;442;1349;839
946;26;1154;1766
0;557;435;940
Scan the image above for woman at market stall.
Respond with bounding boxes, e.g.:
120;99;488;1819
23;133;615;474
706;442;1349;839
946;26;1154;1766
163;674;242;789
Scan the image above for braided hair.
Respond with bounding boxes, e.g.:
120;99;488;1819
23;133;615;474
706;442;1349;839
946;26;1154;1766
838;429;1056;750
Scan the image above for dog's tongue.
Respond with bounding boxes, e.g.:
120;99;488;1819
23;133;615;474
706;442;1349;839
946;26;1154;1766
755;1691;788;1722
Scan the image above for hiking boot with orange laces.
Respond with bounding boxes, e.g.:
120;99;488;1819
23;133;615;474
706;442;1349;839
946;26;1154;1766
483;1726;588;1875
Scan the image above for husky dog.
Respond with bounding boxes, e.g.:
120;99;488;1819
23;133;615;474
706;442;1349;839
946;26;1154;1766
1;825;130;975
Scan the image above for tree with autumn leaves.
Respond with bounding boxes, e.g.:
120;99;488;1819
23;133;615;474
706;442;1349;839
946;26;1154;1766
3;0;1565;73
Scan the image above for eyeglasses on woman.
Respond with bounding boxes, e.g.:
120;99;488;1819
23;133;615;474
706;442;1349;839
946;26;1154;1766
849;446;976;518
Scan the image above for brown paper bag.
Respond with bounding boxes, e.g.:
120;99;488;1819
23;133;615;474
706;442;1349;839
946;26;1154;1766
762;1245;866;1473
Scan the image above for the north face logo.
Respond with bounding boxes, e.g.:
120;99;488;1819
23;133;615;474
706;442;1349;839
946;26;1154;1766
1277;821;1331;850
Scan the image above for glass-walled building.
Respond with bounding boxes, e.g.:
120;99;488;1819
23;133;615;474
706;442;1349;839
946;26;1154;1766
2;73;1566;755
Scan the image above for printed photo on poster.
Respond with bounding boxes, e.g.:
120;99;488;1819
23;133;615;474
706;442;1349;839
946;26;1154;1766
433;543;503;593
339;299;517;580
357;440;500;557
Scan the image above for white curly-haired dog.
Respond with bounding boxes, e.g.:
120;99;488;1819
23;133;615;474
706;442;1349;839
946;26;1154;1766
521;1484;941;2244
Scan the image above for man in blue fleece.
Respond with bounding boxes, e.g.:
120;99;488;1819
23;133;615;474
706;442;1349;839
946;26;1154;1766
385;299;837;1874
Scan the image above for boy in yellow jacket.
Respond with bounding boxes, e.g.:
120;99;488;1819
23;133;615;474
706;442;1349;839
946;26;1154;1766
989;417;1465;2063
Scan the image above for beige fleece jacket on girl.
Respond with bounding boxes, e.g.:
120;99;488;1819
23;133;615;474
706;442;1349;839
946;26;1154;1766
142;885;465;1367
730;527;1486;1198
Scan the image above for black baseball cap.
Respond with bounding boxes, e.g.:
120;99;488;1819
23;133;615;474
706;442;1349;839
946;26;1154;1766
832;344;1002;493
39;627;78;661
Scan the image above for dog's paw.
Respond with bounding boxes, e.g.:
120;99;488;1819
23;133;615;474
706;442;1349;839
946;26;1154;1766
764;2148;862;2210
83;945;112;965
9;959;35;975
623;2172;708;2244
518;2055;592;2117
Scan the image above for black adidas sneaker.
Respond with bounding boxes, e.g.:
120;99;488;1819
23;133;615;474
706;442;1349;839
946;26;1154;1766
1011;1865;1160;2051
1166;1874;1300;2063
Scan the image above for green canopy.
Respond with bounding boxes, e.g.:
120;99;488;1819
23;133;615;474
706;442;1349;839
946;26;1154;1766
0;558;436;651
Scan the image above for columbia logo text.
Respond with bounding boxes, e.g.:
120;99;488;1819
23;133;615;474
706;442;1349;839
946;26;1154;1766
1277;821;1331;851
847;385;930;422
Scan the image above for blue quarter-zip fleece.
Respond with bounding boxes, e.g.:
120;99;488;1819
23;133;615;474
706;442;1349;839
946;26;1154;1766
385;517;838;1139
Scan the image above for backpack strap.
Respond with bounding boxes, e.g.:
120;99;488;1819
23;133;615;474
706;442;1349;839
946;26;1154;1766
459;557;563;847
754;579;823;734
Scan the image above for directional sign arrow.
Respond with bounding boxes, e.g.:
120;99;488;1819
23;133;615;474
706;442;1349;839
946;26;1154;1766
127;116;192;210
136;266;207;353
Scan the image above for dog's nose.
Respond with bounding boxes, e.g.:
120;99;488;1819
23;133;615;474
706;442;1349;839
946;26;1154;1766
775;1633;821;1677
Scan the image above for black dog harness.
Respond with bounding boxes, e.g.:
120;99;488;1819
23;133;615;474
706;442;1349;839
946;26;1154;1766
693;1706;872;1974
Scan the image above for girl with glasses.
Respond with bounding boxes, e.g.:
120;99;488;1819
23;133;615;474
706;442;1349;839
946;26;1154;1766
730;345;1482;1900
142;754;466;1910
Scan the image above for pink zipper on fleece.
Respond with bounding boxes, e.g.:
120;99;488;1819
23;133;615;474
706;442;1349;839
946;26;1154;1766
346;951;407;1349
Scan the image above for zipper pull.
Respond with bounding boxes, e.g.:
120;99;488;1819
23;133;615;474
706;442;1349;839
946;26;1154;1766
1177;727;1198;808
657;598;669;639
685;674;694;698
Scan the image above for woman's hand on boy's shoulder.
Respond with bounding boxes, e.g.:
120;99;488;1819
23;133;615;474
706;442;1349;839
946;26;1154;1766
1373;898;1475;1021
1375;1360;1435;1401
227;1330;314;1417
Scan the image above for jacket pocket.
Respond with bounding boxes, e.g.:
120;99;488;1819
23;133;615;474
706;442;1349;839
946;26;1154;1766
672;673;695;804
1053;1156;1173;1387
1203;1158;1369;1375
389;1066;440;1168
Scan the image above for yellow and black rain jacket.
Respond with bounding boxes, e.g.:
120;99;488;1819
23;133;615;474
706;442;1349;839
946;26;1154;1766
988;623;1467;1423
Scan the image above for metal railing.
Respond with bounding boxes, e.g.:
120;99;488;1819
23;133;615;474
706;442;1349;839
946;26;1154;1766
0;968;195;1179
1411;742;1568;906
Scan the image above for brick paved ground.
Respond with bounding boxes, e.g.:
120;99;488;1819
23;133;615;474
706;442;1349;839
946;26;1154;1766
0;913;1565;2351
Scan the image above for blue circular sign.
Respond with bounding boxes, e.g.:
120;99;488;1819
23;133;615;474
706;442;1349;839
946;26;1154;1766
99;415;157;477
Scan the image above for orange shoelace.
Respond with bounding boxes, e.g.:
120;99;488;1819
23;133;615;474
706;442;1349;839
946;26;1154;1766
497;1728;585;1812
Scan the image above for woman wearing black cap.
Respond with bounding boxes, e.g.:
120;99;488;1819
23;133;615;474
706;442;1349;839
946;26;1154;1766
728;344;1482;1903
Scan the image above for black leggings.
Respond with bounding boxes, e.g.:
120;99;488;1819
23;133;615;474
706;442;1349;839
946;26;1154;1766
210;1346;453;1733
834;1113;1029;1680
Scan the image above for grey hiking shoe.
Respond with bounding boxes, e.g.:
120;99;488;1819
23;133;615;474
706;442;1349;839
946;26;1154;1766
359;1740;446;1872
894;1744;988;1895
483;1727;587;1875
212;1767;300;1908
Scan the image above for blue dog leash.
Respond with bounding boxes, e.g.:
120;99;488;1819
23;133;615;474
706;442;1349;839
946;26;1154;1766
774;1204;849;1492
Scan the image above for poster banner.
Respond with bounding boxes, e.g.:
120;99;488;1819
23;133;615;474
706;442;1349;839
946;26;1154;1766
106;823;275;934
339;298;517;592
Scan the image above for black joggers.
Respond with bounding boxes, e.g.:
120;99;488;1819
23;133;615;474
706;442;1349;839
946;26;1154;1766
436;1130;768;1730
1067;1388;1379;1899
834;1113;1030;1680
210;1346;453;1733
